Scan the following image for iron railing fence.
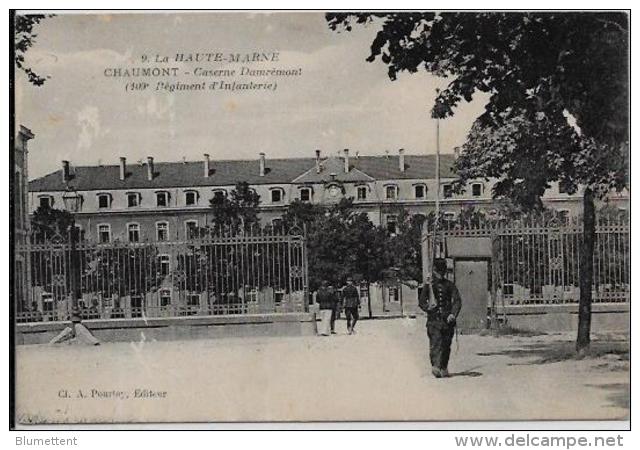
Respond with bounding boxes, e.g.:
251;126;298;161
16;228;309;323
423;215;630;307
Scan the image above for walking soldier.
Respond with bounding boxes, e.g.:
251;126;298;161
419;258;462;378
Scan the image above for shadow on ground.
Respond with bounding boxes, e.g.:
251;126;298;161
586;383;630;411
449;370;483;378
476;340;629;366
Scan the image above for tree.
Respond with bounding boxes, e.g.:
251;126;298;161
209;181;261;233
385;208;425;284
30;205;76;242
283;198;388;292
14;14;52;86
81;244;162;302
327;12;629;353
281;199;323;230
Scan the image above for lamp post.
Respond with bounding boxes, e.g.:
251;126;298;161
49;188;98;345
62;187;82;322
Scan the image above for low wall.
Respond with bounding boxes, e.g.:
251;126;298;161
498;303;629;333
15;313;318;345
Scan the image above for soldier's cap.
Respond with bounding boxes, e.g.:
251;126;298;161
433;258;447;274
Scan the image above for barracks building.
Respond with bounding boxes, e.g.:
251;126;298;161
27;149;628;243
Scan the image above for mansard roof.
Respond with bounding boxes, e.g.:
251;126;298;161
29;153;457;192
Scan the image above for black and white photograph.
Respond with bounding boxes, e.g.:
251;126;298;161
10;9;630;428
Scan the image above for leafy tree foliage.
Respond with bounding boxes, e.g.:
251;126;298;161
327;11;629;352
30;206;75;241
14;14;52;86
209;181;261;233
384;209;426;284
283;198;389;291
81;245;162;299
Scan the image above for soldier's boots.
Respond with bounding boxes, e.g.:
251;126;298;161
431;368;450;378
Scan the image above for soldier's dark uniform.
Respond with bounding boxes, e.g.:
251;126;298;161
419;265;462;378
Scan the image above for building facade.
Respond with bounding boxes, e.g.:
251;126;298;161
28;149;629;243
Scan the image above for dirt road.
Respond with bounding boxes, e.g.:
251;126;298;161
15;318;629;424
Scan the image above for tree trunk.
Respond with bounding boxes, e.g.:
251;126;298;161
576;188;595;355
367;282;373;319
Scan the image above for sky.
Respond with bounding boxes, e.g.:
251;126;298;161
16;12;488;179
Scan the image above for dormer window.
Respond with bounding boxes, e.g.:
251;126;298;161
385;185;398;200
212;189;227;202
185;190;198;206
471;183;483;197
414;184;427;199
357;186;367;201
300;187;311;202
97;193;111;209
156;191;170;207
270;188;284;203
38;195;53;209
127;192;141;207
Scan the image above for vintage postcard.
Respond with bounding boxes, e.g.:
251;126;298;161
11;10;629;426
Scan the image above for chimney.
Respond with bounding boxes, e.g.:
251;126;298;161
119;157;126;181
259;152;266;176
203;153;210;178
454;147;460;158
343;149;350;173
146;156;154;181
399;148;405;172
315;149;321;174
61;160;70;183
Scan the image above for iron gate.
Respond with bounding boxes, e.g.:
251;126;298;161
15;228;309;322
423;215;630;308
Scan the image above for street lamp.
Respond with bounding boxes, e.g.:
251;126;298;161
62;187;82;322
62;187;82;213
49;188;99;345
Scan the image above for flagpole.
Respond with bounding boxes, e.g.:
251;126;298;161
434;116;441;258
435;117;440;219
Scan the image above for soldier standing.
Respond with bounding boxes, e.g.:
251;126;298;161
419;258;462;378
342;278;360;335
316;280;337;336
330;285;341;334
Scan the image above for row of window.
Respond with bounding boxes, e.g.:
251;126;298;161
85;205;579;244
96;213;421;243
38;183;488;211
38;189;286;211
353;183;483;201
96;220;200;243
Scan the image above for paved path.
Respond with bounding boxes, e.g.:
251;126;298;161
15;318;629;423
